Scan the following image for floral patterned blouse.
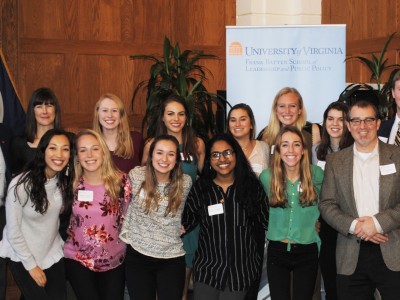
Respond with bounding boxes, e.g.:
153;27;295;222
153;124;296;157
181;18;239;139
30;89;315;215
64;174;131;272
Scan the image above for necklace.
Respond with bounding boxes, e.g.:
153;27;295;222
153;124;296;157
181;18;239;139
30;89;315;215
241;140;253;154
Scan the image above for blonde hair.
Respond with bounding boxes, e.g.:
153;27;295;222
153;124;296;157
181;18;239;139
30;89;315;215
93;93;134;159
141;135;184;217
269;126;317;207
262;87;307;146
74;129;123;205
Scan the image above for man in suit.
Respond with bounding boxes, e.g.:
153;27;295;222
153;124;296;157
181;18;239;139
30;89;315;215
319;100;400;300
378;70;400;143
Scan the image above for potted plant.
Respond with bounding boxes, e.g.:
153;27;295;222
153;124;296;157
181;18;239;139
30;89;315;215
339;32;400;119
130;36;229;139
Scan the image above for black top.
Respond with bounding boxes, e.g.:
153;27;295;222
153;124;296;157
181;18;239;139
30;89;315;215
182;179;269;291
10;136;36;175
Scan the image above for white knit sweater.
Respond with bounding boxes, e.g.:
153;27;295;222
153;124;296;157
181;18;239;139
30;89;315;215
120;166;192;258
0;174;64;270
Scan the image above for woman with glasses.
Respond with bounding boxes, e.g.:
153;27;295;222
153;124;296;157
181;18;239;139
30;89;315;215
259;126;323;300
182;134;269;300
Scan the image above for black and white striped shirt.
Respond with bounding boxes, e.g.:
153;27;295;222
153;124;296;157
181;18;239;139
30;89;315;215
182;179;269;291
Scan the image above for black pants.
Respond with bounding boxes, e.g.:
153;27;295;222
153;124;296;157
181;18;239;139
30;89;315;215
319;218;338;300
337;241;400;300
267;241;318;300
65;258;125;300
125;245;185;300
8;258;66;300
245;224;265;300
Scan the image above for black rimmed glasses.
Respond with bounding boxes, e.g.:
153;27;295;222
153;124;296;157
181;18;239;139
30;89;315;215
210;149;235;161
349;117;376;126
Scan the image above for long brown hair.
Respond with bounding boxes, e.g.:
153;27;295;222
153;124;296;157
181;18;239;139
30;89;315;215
269;126;317;207
142;135;184;216
155;94;199;162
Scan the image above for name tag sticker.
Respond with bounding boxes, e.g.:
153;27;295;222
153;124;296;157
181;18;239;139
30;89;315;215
180;153;193;162
297;182;303;193
270;145;275;154
77;190;93;202
317;160;326;170
380;163;396;175
208;203;224;216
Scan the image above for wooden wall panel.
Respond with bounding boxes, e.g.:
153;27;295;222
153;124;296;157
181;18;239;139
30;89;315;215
322;0;400;84
19;53;66;105
1;0;19;82
0;0;235;130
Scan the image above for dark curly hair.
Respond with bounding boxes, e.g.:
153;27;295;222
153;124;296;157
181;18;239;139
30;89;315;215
201;133;260;216
14;128;75;214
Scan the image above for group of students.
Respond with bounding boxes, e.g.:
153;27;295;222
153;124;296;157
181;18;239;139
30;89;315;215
0;82;387;300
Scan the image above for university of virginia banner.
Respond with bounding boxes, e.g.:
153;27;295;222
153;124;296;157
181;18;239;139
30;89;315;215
226;25;346;134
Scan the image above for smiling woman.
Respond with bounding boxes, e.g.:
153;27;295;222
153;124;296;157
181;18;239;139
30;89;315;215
182;134;269;300
120;134;192;300
0;129;74;299
11;88;62;175
311;102;353;299
93;93;143;174
259;126;323;300
63;129;131;300
140;95;205;299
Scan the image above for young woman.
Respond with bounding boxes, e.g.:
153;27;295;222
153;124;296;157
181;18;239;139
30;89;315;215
141;94;205;299
259;126;323;300
64;129;131;300
260;87;319;160
227;103;269;176
120;135;192;300
312;102;353;167
93;93;143;173
227;103;269;300
0;128;74;299
11;87;62;175
182;134;269;300
311;102;353;300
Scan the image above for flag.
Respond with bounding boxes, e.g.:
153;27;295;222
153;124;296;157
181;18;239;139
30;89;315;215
0;49;26;182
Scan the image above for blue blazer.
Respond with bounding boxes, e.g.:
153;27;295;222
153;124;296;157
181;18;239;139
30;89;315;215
378;116;396;142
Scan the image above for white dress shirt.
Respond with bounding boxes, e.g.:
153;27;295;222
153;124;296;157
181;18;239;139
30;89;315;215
388;114;400;144
350;142;383;234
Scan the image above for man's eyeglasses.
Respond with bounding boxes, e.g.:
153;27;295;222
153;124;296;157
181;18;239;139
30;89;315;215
349;118;376;126
210;149;235;161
